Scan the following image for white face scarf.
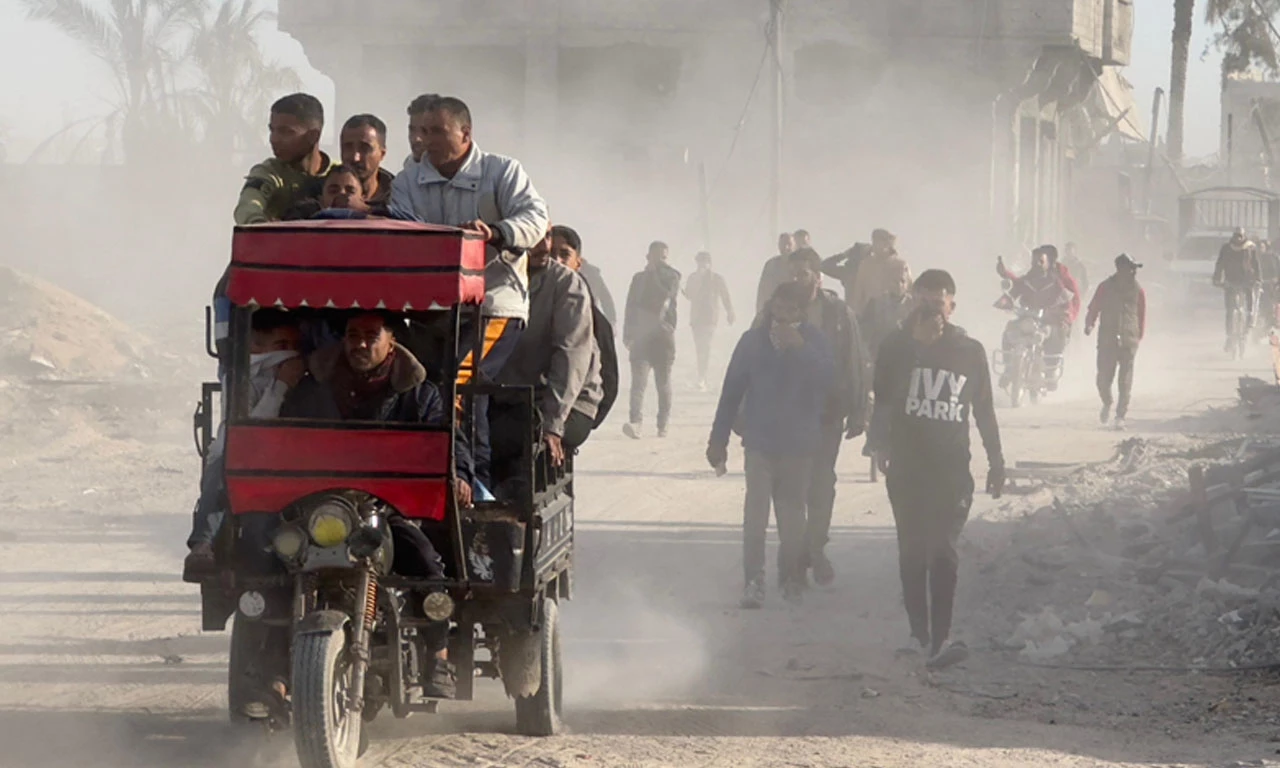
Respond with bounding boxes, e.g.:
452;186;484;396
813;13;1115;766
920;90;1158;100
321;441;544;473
248;350;300;401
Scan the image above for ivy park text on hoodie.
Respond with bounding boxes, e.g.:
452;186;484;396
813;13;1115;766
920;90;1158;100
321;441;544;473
869;323;1003;477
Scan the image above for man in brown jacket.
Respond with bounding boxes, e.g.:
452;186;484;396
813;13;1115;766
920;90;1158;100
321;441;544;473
850;229;910;316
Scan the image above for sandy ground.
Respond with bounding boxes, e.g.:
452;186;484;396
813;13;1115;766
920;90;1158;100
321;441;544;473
2;323;1280;768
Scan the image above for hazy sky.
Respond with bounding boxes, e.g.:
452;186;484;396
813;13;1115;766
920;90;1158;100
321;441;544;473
0;0;1232;160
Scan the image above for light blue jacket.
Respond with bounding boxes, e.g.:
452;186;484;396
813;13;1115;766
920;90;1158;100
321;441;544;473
390;144;550;321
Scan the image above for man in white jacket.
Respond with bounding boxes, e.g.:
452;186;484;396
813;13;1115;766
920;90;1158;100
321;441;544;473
390;96;550;486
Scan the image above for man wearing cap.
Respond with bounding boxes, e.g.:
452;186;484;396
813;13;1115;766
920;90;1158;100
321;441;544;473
850;229;910;316
1085;255;1147;430
1214;228;1262;351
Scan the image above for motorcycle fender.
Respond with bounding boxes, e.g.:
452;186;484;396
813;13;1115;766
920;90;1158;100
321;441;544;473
296;609;350;636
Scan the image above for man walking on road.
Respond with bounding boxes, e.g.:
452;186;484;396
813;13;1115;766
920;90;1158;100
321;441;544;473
755;232;797;313
623;242;681;438
1085;255;1147;431
708;281;834;608
775;248;869;587
868;269;1004;669
684;252;736;391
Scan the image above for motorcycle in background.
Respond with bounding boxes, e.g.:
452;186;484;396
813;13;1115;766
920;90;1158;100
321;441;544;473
992;282;1067;407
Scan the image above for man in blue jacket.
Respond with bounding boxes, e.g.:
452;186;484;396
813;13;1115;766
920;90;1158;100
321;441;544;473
706;281;835;608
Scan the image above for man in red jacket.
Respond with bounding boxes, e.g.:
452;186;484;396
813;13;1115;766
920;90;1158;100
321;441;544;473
997;245;1081;325
1085;255;1146;430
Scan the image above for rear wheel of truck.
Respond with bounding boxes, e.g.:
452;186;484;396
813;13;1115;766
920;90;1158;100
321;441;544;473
513;597;563;737
293;629;362;768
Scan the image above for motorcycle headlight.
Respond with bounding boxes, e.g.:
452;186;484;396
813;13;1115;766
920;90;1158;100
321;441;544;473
309;511;352;548
272;526;307;560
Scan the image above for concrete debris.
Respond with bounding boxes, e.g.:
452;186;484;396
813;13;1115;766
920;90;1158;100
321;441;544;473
977;433;1280;670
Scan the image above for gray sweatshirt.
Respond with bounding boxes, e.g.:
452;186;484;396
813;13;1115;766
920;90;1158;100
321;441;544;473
499;260;603;435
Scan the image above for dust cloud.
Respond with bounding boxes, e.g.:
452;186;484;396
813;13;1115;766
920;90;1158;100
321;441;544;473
0;5;1255;768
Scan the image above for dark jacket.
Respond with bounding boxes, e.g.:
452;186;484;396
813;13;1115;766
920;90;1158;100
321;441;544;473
282;342;474;485
624;262;681;360
1086;273;1146;348
710;324;834;457
580;260;618;327
366;167;396;216
869;323;1003;476
754;288;870;428
756;254;790;314
1215;242;1261;287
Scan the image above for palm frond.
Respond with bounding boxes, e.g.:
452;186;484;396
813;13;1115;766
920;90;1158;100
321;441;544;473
21;0;120;66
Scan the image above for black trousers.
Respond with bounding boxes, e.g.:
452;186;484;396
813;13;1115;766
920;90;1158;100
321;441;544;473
389;516;450;653
1097;339;1138;419
886;471;974;654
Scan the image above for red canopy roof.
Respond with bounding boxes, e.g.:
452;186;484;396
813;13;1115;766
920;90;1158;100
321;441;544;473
226;220;486;311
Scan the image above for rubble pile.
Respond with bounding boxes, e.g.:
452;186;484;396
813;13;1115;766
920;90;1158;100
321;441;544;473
976;433;1280;670
0;265;152;379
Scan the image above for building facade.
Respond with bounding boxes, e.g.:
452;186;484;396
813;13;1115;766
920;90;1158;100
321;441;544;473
280;0;1136;264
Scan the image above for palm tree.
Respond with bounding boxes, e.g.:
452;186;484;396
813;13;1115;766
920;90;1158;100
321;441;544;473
182;0;302;165
1206;0;1280;86
21;0;201;165
1169;0;1197;164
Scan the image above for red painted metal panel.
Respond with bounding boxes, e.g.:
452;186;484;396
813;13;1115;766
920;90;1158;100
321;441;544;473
232;221;486;271
227;476;448;520
225;267;485;309
225;425;451;476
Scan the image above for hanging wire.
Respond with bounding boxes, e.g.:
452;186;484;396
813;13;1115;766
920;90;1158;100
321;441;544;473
705;42;771;205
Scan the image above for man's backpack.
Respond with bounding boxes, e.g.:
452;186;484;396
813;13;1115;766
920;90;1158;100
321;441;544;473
592;306;619;428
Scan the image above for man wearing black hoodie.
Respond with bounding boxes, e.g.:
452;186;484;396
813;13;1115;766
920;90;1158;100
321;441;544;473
868;270;1005;670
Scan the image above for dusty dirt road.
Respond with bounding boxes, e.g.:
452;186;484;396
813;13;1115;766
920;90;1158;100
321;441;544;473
1;328;1279;768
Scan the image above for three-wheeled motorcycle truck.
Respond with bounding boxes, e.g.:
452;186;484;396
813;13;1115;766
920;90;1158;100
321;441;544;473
192;220;574;768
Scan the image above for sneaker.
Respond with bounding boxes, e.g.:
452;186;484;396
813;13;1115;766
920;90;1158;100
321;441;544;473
1099;404;1111;424
622;422;642;440
926;640;970;670
740;579;765;609
182;542;216;583
422;658;457;699
1114;417;1127;431
782;581;804;606
697;380;708;392
810;551;835;587
657;426;669;438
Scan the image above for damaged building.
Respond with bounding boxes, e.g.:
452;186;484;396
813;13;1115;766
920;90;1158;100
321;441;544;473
279;0;1138;262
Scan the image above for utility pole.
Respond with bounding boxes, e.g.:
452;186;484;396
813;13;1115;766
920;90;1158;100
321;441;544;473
768;0;785;239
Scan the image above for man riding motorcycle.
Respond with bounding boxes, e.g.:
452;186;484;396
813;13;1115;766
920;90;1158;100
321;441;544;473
997;248;1074;391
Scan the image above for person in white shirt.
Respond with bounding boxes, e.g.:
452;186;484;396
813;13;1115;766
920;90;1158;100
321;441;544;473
183;311;305;581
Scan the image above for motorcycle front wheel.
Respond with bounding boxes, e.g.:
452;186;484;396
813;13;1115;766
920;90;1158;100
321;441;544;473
293;629;362;768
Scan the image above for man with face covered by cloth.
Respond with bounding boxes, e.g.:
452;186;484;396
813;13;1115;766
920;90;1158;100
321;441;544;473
867;269;1005;670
